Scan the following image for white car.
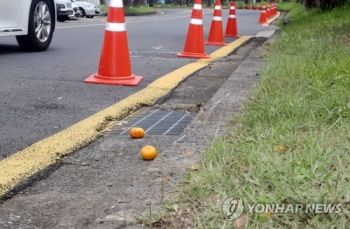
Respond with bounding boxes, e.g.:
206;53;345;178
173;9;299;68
71;0;100;18
56;0;75;22
0;0;56;51
71;2;82;18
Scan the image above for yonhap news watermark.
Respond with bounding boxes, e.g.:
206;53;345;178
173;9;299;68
222;196;343;220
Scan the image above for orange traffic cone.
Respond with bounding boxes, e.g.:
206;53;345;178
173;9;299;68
267;3;271;18
84;0;142;86
258;3;267;24
205;0;227;46
273;2;277;15
242;2;245;9
177;0;210;58
249;2;252;10
255;3;259;10
270;2;274;16
224;1;240;38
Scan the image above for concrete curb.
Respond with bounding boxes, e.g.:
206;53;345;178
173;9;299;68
121;31;279;229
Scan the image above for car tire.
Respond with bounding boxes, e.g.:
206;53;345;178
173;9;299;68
76;11;83;17
57;15;68;22
16;0;55;52
79;8;85;17
86;16;94;18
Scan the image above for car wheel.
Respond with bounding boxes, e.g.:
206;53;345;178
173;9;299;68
57;15;68;22
76;11;83;17
79;8;85;17
16;0;55;52
86;16;94;18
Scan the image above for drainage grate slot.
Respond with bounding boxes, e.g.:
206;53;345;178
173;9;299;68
105;108;197;136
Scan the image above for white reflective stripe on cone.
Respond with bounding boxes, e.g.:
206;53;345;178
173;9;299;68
193;4;202;9
215;5;221;9
228;15;236;18
190;18;203;25
213;16;222;21
105;22;126;32
230;6;235;9
109;0;123;7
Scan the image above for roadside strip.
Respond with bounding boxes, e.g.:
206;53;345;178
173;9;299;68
0;36;252;198
263;12;281;26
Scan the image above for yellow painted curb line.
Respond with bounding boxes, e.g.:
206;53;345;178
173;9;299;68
263;11;281;26
0;36;252;198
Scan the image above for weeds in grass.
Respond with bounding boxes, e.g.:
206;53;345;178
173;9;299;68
166;2;350;228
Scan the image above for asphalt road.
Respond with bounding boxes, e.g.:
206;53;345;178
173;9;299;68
0;8;264;159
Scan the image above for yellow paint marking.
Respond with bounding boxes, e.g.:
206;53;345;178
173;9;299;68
209;36;252;60
263;12;281;27
0;36;252;197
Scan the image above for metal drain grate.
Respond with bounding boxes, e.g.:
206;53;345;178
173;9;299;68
105;108;197;136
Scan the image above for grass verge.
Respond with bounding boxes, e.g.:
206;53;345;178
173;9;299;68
151;2;270;9
124;6;155;14
156;1;350;228
99;5;155;15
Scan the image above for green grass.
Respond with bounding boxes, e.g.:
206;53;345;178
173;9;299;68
124;5;155;14
156;1;271;9
276;1;298;11
99;5;155;14
99;4;108;12
160;1;350;228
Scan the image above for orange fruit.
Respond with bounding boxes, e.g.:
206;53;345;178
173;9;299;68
129;127;145;139
140;145;157;160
